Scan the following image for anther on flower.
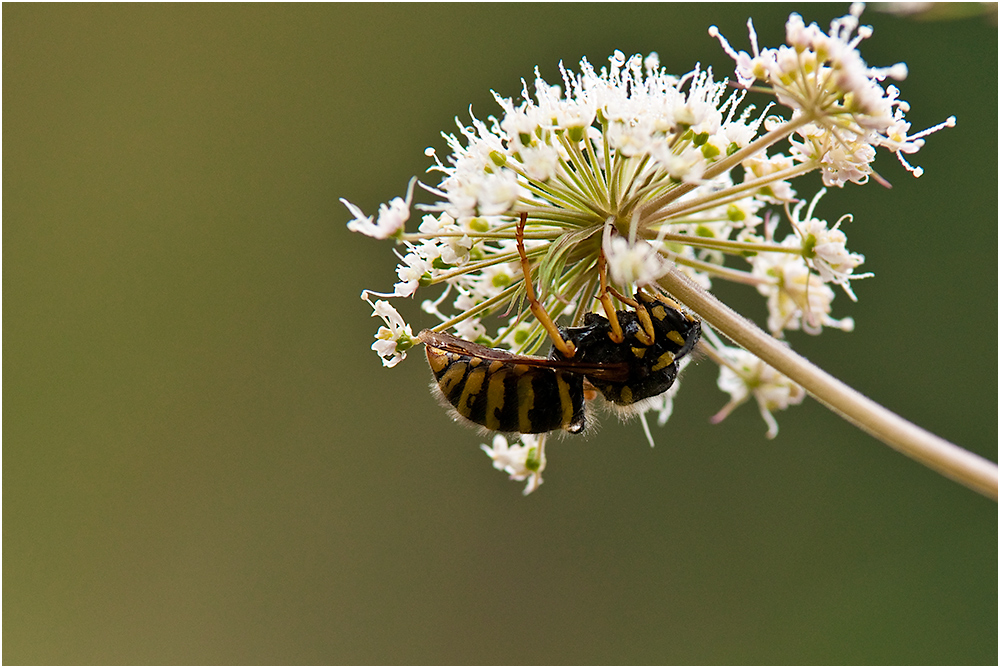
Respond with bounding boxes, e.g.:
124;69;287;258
342;5;956;493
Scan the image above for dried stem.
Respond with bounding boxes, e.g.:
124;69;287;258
659;268;998;501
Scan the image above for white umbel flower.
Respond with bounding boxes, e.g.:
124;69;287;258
751;247;854;336
711;346;806;438
711;4;953;185
789;190;871;300
480;434;546;495
341;178;416;240
604;234;669;288
362;292;415;368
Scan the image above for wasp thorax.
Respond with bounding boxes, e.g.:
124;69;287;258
551;293;701;407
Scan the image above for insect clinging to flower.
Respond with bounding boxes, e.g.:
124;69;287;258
419;214;702;437
344;4;953;493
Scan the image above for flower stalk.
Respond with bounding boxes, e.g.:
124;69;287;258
659;268;998;500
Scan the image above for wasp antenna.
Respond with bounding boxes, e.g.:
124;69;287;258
606;285;638;308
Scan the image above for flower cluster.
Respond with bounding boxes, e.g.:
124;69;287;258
710;2;955;185
343;5;951;492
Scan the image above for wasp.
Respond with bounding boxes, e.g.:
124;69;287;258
418;214;701;435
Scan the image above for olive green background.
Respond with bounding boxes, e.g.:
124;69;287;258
5;3;997;665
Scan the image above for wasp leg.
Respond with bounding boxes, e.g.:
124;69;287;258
594;252;626;344
633;300;656;346
516;213;576;359
602;282;661;346
596;249;662;346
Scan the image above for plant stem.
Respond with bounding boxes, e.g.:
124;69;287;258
658;268;999;501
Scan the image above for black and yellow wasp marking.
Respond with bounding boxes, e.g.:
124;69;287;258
420;330;589;434
419;291;701;435
552;291;701;407
418;212;701;435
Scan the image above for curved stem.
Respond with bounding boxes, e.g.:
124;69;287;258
642;115;814;218
654;232;801;256
658;268;999;501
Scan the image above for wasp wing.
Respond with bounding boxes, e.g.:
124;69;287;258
418;330;524;362
418;329;630;381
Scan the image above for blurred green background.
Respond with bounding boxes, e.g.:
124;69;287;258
5;3;996;664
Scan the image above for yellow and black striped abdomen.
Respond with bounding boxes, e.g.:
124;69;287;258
425;344;586;434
